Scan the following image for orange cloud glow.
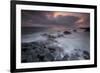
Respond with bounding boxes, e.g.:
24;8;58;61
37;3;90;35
46;12;75;19
46;11;89;28
52;12;74;18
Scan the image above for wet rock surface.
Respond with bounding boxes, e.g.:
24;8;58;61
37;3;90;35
21;31;90;63
21;39;90;63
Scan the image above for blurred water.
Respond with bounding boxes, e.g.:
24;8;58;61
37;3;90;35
21;31;90;62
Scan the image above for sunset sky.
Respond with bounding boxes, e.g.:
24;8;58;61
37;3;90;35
21;10;90;32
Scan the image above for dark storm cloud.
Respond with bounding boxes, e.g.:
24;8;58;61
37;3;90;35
21;10;48;27
21;10;90;29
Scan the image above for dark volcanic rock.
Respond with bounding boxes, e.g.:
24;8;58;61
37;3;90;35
73;29;77;32
37;54;45;61
22;38;66;62
62;54;69;60
83;50;90;59
63;31;71;35
57;34;64;38
48;47;56;53
21;41;64;63
80;27;90;32
70;53;79;60
22;43;32;48
44;53;55;61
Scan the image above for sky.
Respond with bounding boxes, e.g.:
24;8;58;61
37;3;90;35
21;10;90;32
